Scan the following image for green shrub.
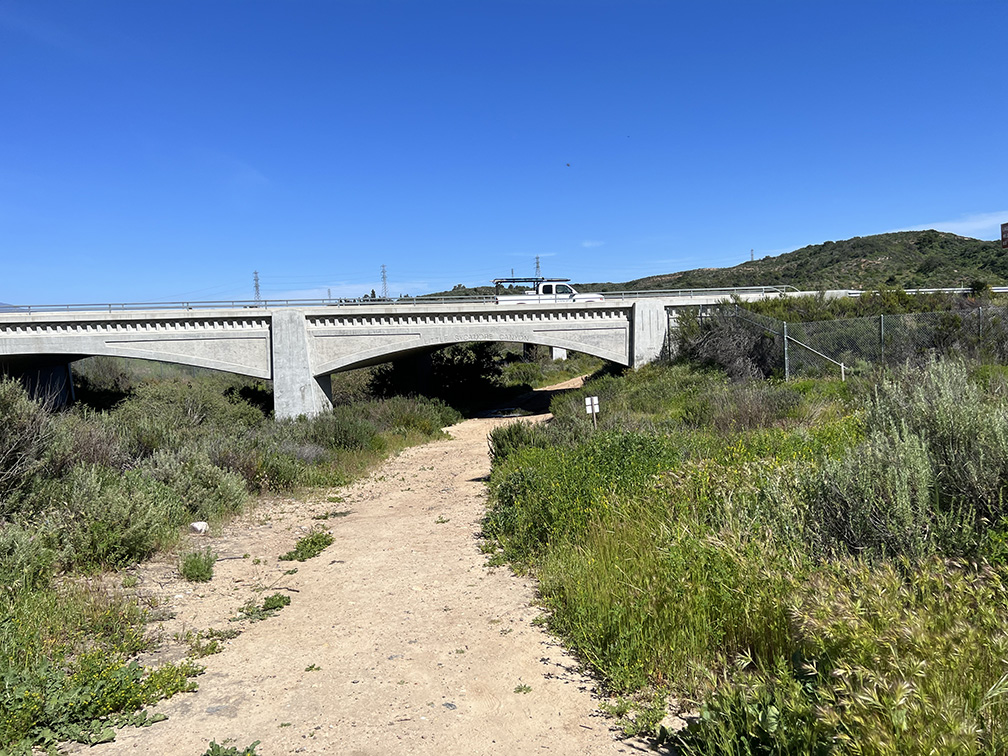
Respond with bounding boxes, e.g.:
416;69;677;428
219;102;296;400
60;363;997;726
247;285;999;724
51;466;184;570
0;521;55;601
487;421;549;466
807;429;966;558
180;548;216;582
293;406;385;452
141;448;248;522
869;360;1008;523
0;378;55;514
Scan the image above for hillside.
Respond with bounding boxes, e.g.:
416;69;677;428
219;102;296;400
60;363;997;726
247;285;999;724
582;230;1008;292
422;231;1006;298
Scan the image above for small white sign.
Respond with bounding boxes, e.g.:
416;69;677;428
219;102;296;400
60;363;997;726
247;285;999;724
584;396;599;414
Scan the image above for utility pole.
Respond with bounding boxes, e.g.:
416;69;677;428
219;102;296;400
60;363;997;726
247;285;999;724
380;264;388;299
253;271;261;304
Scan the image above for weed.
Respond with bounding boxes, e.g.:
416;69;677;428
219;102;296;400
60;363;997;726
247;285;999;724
514;684;532;694
232;593;291;623
180;628;240;658
312;509;351;520
279;530;334;561
202;741;260;756
180;547;216;582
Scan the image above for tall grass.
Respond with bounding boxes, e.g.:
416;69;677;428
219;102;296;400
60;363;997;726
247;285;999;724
483;359;1008;752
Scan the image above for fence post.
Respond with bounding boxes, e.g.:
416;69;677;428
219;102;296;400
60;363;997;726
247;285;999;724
879;314;885;364
783;321;790;380
979;307;983;352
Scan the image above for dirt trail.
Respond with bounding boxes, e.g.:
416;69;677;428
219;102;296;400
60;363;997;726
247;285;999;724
83;381;646;755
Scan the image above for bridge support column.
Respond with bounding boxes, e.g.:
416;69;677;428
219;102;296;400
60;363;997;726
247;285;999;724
271;310;332;419
631;300;668;367
2;359;76;407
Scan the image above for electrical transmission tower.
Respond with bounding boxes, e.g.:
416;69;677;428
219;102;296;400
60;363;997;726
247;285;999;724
534;255;541;277
253;271;261;303
380;264;388;299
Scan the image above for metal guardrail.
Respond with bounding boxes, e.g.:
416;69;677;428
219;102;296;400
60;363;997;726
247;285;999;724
599;285;800;299
0;285;805;314
0;296;494;313
11;284;1001;315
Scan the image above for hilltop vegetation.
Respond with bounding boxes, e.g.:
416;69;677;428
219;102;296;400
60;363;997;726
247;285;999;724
581;230;1007;292
430;231;1006;295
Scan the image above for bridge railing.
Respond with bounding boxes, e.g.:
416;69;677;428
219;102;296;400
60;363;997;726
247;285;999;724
0;297;493;313
598;285;800;299
0;286;808;314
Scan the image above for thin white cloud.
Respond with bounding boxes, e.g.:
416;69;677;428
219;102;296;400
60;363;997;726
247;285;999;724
891;211;1008;240
0;4;88;56
225;158;270;190
581;240;605;248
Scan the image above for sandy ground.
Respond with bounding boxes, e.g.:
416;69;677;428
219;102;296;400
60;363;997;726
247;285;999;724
79;379;651;755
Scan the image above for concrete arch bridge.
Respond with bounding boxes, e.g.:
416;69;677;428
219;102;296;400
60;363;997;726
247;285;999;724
0;290;789;418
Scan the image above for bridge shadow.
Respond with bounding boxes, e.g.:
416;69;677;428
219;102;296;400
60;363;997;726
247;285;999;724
476;384;565;418
477;362;621;419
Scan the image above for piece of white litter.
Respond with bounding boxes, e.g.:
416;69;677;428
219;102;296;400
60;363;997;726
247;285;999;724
190;521;210;534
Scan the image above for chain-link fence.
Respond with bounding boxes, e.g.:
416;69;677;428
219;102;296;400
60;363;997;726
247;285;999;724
695;305;1008;380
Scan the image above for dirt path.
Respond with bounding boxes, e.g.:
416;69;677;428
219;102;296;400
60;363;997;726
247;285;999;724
83;383;647;755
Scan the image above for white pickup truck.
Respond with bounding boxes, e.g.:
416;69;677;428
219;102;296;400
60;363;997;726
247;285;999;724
492;277;604;304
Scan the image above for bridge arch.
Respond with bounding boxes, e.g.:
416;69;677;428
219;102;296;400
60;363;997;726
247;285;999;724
312;332;629;376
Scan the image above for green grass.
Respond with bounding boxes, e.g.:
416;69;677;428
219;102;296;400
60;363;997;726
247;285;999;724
483;358;1008;752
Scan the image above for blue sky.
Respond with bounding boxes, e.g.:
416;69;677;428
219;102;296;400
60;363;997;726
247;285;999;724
2;0;1006;304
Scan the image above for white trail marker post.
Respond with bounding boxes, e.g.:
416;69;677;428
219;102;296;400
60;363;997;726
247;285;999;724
585;395;600;429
